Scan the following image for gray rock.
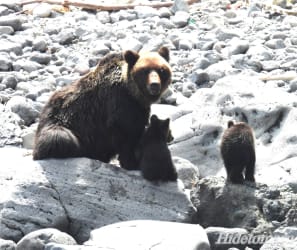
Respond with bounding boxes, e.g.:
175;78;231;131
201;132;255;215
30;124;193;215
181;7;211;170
32;38;48;52
215;28;240;41
0;53;12;71
193;57;211;70
0;239;16;250
13;60;42;73
85;220;210;250
227;39;249;56
173;156;199;190
0;25;13;35
206;227;250;250
171;0;189;13
0;16;23;31
30;52;52;65
260;227;297;250
0;40;22;55
190;70;210;86
16;229;76;250
96;11;110;24
178;39;193;50
91;42;110;56
118;37;142;51
6;96;40;126
32;3;52;18
134;6;159;19
264;39;286;50
171;11;190;28
159;7;172;18
56;29;77;45
191;177;297;243
289;79;297;92
0;6;12;16
0;149;195;243
2;75;17;89
0;104;23;146
157;18;175;29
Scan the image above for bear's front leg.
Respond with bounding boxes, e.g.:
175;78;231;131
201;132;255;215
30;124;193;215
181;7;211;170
118;146;139;170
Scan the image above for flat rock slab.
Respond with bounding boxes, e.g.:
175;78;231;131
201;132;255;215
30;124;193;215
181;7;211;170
85;220;210;250
0;147;195;243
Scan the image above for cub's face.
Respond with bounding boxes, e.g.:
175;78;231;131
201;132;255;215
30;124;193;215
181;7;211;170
124;47;172;103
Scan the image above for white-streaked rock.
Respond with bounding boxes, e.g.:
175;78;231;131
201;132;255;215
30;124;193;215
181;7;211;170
0;147;195;243
84;220;210;250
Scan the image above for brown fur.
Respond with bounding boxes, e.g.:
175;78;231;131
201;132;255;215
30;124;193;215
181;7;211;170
220;121;256;184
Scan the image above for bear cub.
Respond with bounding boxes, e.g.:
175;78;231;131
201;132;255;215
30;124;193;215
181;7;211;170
220;120;256;184
137;115;177;182
33;47;172;171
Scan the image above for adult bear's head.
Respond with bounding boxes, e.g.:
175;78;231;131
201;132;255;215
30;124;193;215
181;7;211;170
124;47;172;104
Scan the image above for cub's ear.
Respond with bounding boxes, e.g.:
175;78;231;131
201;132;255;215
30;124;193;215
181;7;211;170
124;50;140;67
158;46;169;62
227;120;234;128
164;118;170;127
150;114;158;124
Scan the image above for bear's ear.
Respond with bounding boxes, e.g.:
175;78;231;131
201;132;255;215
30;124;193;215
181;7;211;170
150;114;158;124
227;120;234;128
158;46;169;62
124;50;140;67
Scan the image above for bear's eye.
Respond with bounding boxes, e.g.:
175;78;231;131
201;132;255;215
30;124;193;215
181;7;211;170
158;67;168;75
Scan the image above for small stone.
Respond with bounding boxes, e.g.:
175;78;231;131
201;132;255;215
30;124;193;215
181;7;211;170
6;96;40;126
157;18;175;29
92;43;110;56
216;28;240;41
289;79;297;92
0;40;22;55
193;57;211;70
228;38;250;56
178;39;192;50
118;37;142;51
189;70;210;86
134;6;159;19
0;25;14;34
30;52;52;65
0;6;11;16
32;38;48;52
96;11;111;24
16;228;77;250
0;238;16;250
159;7;172;18
2;75;17;89
171;0;189;13
32;3;52;18
265;39;286;49
56;29;77;45
0;16;23;31
171;11;190;28
0;53;12;71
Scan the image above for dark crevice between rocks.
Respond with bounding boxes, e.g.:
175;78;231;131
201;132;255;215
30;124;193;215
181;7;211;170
46;179;75;242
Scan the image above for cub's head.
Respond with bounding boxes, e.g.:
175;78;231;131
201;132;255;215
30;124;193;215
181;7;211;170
148;115;173;143
124;47;172;103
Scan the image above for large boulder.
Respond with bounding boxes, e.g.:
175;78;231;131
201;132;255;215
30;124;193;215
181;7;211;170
0;147;195;243
190;176;297;249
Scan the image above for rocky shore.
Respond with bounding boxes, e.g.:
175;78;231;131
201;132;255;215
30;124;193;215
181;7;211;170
0;0;297;249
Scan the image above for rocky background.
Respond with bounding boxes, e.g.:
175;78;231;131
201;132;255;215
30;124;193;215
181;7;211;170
1;0;297;249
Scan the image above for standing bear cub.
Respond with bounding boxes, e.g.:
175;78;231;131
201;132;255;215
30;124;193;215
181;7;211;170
137;115;177;182
33;47;172;171
220;120;256;184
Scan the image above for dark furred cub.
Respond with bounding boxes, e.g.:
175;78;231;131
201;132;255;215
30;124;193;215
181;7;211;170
33;47;172;171
220;120;256;184
138;115;177;182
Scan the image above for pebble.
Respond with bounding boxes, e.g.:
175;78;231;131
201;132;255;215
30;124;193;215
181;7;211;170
171;11;190;28
0;53;12;71
32;3;52;18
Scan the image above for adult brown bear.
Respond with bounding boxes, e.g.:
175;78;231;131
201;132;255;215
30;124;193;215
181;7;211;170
33;47;172;171
220;121;256;184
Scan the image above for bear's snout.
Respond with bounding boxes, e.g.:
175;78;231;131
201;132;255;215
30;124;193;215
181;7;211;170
148;82;161;95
